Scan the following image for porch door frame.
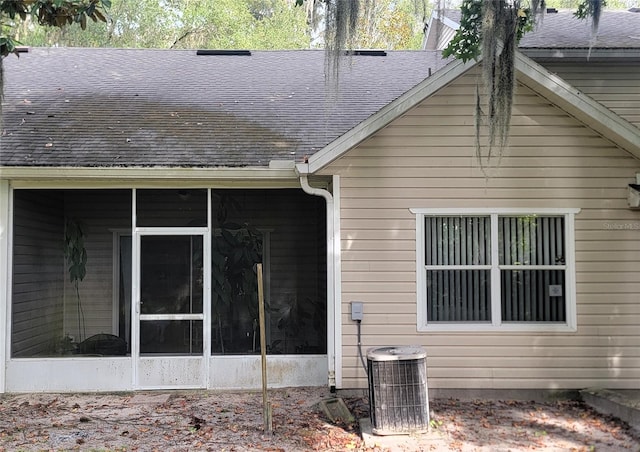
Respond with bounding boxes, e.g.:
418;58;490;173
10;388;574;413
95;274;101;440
132;228;211;389
131;188;211;390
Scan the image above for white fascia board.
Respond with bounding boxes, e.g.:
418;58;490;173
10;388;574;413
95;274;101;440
440;15;460;31
307;57;474;174
2;166;300;188
515;52;640;160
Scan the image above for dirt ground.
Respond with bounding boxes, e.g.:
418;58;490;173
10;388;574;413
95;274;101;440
0;387;638;451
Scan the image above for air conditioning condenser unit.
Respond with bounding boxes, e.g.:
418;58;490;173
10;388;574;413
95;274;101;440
367;345;429;435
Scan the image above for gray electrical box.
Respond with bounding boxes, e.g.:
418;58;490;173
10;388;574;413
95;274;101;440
351;301;364;321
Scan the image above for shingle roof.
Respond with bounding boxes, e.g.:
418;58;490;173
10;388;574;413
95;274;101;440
438;8;640;49
519;9;640;49
0;48;444;168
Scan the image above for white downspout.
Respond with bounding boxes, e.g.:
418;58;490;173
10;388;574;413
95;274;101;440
297;170;338;391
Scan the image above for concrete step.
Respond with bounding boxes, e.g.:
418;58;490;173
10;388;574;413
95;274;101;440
580;388;640;434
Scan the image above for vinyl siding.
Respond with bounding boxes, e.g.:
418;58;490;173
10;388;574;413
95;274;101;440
62;190;132;341
11;191;65;356
543;62;640;128
423;19;457;51
321;69;640;390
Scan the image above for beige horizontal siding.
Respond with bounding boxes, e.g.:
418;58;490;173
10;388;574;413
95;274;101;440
343;345;640;358
63;190;131;341
543;63;640;128
11;191;65;357
321;69;640;390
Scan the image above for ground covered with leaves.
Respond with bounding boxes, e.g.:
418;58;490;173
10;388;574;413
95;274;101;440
0;387;637;451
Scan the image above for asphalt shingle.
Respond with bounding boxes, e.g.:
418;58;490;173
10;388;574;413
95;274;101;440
439;8;640;49
520;9;640;49
1;48;447;168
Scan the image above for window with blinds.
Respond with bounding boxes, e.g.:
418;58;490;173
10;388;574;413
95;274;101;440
425;216;491;322
424;214;568;325
499;216;566;323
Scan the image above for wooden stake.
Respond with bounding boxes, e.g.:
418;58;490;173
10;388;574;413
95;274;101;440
257;263;272;433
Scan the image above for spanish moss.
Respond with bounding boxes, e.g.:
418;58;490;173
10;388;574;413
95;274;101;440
324;0;363;80
445;0;608;170
479;0;521;163
576;0;604;35
0;57;4;122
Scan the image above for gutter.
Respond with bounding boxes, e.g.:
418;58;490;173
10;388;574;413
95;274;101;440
296;164;338;391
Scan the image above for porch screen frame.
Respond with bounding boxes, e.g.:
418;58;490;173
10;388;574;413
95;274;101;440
112;229;132;340
411;207;579;333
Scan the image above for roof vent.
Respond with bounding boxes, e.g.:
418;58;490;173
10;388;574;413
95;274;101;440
15;47;29;53
196;50;251;56
546;8;558;13
345;49;387;56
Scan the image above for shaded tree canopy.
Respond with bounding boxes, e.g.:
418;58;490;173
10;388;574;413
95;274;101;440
10;0;427;50
0;0;111;56
13;0;311;49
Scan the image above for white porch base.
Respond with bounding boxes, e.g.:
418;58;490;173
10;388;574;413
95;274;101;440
6;357;133;392
209;355;328;389
5;355;327;392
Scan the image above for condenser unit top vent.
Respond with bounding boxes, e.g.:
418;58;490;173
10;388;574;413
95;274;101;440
367;345;426;362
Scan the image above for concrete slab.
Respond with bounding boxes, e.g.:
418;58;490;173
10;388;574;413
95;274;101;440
581;388;640;433
359;418;447;451
318;397;355;423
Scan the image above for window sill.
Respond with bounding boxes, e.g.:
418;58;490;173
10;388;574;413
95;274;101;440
418;322;577;333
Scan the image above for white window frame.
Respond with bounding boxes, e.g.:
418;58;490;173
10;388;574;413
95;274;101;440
411;208;579;332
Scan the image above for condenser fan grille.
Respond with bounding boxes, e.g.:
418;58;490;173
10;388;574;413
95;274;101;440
367;346;429;435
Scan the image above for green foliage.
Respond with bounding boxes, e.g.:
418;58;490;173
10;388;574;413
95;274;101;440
575;0;607;19
16;0;428;51
575;0;606;32
13;0;311;50
442;0;536;62
64;218;87;284
441;0;482;62
211;193;263;354
64;217;88;341
354;0;428;50
0;0;110;57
